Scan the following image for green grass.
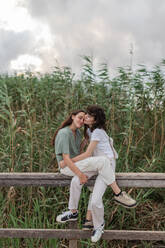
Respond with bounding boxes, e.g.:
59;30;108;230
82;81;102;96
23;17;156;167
0;56;165;247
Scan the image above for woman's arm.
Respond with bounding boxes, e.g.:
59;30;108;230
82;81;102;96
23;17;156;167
72;140;98;162
62;154;88;184
59;140;98;167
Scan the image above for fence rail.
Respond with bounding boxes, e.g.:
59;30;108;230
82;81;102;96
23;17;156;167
0;229;165;241
0;172;165;247
0;172;165;187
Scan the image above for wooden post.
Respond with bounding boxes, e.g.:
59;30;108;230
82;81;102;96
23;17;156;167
68;221;78;248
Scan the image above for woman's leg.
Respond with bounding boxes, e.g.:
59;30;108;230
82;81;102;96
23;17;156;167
60;156;136;215
81;187;93;230
86;209;92;220
90;175;107;229
56;171;97;223
60;156;115;216
69;175;83;213
108;159;120;195
86;183;121;224
88;176;107;243
69;171;96;211
61;156;116;186
86;189;93;221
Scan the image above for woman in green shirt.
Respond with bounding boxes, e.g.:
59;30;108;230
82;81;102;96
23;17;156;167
53;109;88;184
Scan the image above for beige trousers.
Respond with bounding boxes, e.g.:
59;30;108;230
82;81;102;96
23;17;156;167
60;156;116;229
60;156;115;185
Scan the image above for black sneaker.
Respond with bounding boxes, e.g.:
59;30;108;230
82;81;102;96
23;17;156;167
82;219;94;230
56;210;78;223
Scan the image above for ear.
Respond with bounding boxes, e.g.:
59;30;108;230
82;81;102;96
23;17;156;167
71;114;75;120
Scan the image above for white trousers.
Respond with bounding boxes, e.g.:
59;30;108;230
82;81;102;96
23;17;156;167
60;156;116;229
60;156;115;185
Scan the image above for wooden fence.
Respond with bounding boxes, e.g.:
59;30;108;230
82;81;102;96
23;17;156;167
0;172;165;247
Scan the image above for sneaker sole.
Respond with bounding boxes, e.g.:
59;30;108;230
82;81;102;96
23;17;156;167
114;199;137;208
56;218;78;223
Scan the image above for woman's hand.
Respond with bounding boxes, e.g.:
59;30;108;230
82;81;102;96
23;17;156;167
78;172;88;184
59;160;66;169
62;154;88;184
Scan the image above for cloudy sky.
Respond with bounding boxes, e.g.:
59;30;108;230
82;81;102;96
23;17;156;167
0;0;165;75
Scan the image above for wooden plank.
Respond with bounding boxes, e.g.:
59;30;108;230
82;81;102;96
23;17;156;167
1;179;165;188
0;173;165;188
0;180;71;187
116;173;165;180
68;222;78;248
116;180;165;188
0;229;165;241
0;172;165;179
69;239;78;248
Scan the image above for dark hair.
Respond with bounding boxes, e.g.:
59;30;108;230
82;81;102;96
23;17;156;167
85;105;106;132
52;109;85;146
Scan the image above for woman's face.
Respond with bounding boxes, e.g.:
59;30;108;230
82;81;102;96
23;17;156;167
84;113;95;127
72;112;85;128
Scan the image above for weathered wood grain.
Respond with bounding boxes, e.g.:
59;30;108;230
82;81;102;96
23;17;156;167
0;173;165;187
0;229;164;240
0;172;164;245
68;222;78;248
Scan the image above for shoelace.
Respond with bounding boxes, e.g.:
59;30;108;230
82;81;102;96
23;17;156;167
61;211;72;217
122;192;132;200
62;211;77;218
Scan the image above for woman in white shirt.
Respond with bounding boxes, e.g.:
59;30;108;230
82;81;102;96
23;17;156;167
56;105;137;243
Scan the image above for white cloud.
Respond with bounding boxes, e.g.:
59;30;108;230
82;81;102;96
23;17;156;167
0;0;54;73
0;29;35;73
23;0;165;71
0;0;35;32
1;0;165;74
10;54;42;72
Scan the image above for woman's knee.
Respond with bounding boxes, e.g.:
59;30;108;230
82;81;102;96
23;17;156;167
70;176;81;188
97;156;110;165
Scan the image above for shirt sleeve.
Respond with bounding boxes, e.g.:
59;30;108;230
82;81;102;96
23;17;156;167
55;131;70;155
91;129;102;141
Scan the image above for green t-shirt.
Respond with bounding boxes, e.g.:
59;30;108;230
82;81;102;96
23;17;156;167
55;126;82;165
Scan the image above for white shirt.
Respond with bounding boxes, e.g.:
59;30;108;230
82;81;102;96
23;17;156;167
87;128;118;159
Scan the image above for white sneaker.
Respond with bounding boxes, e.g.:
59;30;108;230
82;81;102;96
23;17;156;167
56;210;78;223
91;222;104;243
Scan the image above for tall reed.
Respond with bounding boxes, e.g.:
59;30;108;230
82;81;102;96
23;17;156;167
0;56;165;247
